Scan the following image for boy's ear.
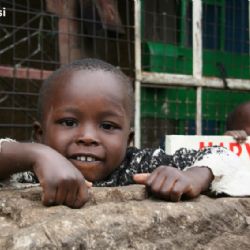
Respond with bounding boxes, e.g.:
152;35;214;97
127;129;134;146
32;121;43;142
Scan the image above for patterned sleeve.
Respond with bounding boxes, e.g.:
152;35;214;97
97;146;250;197
0;171;39;189
94;147;197;187
10;171;39;184
139;146;250;196
94;147;173;187
93;146;230;187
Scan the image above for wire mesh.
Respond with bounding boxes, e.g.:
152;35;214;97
0;0;249;148
141;0;249;79
140;0;250;148
0;0;134;141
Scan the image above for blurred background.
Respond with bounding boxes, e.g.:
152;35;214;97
0;0;249;148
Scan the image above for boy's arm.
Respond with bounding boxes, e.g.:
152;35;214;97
0;140;35;178
134;146;250;200
134;166;213;201
0;140;89;208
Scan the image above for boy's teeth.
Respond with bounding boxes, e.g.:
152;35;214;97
76;156;95;162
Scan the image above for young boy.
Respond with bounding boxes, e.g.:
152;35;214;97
0;58;249;209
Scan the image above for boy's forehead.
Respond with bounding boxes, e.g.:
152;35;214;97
54;69;124;90
49;69;131;113
44;69;133;118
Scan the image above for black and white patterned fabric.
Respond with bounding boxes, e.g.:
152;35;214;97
3;144;250;196
8;146;218;187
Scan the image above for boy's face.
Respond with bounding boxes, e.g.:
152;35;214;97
34;70;133;182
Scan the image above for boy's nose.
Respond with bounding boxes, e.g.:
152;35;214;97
76;125;100;146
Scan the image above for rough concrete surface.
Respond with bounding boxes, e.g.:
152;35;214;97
0;184;250;250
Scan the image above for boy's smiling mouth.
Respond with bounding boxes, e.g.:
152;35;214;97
68;153;106;181
76;155;96;162
69;154;102;163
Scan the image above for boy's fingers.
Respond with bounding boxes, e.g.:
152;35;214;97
150;174;166;193
55;186;68;205
146;171;159;186
171;180;194;201
169;180;185;202
73;185;90;208
63;185;78;207
133;173;150;184
41;186;57;206
85;180;93;188
158;176;176;199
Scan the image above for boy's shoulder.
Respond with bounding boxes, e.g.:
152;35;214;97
125;146;172;168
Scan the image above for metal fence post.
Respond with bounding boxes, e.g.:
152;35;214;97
134;0;142;148
193;0;203;135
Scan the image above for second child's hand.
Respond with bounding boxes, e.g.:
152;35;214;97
224;130;248;143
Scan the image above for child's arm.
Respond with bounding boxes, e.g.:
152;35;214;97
133;146;250;199
0;140;89;208
133;166;213;201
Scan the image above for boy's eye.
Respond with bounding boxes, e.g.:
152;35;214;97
60;119;78;127
101;122;117;130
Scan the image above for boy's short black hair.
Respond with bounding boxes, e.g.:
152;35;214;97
37;58;134;123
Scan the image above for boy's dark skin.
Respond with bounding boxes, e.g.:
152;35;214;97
0;69;213;208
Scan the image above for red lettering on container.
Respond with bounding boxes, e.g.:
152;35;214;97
244;143;250;158
229;143;242;156
199;142;213;149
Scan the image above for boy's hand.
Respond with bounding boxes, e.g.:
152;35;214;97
224;130;248;143
31;145;90;208
133;166;213;202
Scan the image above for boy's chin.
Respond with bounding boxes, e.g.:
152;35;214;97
70;159;107;182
